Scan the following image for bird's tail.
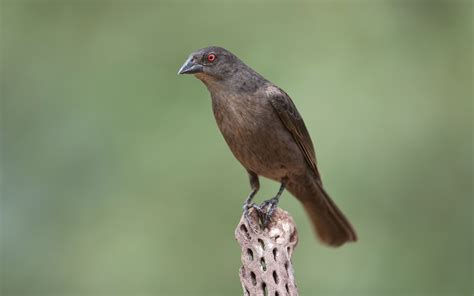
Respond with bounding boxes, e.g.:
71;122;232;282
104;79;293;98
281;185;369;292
300;185;357;247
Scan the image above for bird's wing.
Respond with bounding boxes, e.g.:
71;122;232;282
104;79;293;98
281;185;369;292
266;85;322;183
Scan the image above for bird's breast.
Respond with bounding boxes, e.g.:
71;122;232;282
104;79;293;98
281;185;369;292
211;93;306;180
212;93;272;135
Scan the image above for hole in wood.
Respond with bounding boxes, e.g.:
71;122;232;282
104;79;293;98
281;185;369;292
285;283;289;293
260;257;267;271
240;224;251;240
250;271;257;286
275;292;279;296
290;230;297;243
262;282;268;296
272;248;277;261
258;238;265;250
272;270;279;284
247;248;254;261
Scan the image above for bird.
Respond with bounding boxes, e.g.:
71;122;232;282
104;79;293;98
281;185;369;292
178;46;357;247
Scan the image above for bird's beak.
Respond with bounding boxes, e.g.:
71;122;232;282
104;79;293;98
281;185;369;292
178;56;203;75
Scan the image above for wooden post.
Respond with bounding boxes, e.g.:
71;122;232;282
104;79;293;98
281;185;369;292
235;207;299;296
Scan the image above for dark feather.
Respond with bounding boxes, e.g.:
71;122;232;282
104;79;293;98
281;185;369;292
267;87;322;184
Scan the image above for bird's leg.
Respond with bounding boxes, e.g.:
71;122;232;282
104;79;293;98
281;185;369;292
243;171;260;224
260;179;287;226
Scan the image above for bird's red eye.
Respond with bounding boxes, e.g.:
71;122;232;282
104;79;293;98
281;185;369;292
207;53;216;62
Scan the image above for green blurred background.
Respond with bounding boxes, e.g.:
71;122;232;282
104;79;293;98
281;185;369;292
1;1;472;295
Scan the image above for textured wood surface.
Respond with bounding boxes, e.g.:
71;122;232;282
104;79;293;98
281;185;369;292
235;208;299;296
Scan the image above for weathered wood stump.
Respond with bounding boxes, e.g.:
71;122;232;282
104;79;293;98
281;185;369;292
235;207;299;296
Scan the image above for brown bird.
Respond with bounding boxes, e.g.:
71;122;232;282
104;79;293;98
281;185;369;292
178;46;357;247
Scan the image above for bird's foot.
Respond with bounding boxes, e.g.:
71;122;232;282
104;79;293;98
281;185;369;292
243;197;279;228
242;202;252;222
259;197;279;227
243;202;258;225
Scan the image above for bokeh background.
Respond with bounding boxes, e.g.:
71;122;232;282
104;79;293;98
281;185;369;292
1;1;472;295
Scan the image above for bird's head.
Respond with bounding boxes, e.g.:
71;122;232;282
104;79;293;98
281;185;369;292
178;46;240;82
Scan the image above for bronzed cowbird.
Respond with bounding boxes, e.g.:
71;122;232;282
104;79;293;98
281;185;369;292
178;46;357;247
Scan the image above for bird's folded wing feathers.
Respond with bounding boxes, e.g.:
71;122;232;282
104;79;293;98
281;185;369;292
266;86;322;183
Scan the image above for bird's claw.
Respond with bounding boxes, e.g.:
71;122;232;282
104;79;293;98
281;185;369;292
243;195;279;229
243;202;262;229
259;197;278;226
